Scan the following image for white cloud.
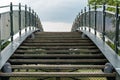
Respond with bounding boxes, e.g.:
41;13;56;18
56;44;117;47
42;21;72;32
0;0;88;32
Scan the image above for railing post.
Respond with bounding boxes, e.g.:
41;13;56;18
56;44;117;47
35;13;37;28
25;5;27;32
84;7;86;30
10;2;14;41
32;10;34;30
19;3;21;36
115;3;119;54
94;3;97;35
78;13;80;28
81;9;83;30
29;7;31;30
89;4;91;32
36;15;39;28
103;2;106;42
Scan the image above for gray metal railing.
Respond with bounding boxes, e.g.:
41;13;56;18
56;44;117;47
0;2;43;69
72;3;120;54
0;2;43;52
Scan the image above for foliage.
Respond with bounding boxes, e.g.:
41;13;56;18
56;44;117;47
0;41;10;50
88;0;120;5
88;0;120;12
106;40;120;55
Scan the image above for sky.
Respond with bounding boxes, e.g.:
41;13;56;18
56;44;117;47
0;0;88;32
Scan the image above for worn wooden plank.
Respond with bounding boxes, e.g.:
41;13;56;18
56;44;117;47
32;31;81;34
15;49;100;53
0;72;116;77
24;40;91;43
19;45;97;49
12;54;104;59
11;65;105;69
28;37;88;40
22;43;94;46
9;59;107;64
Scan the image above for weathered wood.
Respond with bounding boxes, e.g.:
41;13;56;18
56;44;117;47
0;72;116;77
9;59;107;64
29;38;88;40
1;32;115;79
19;45;97;49
34;32;82;35
11;65;105;69
15;49;100;53
22;43;94;46
12;54;104;59
24;39;91;43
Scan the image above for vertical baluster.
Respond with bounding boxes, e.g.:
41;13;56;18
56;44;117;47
115;3;119;54
19;3;21;36
10;2;14;41
84;7;86;30
25;5;27;32
94;3;97;35
89;4;91;32
81;9;83;30
78;13;81;29
103;2;106;42
29;7;31;30
32;10;34;30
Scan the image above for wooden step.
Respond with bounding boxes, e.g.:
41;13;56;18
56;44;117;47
11;54;104;59
19;45;97;49
28;38;88;40
22;43;94;46
9;59;107;64
31;31;84;34
11;65;105;69
0;72;115;77
34;35;81;38
15;49;100;53
24;39;91;43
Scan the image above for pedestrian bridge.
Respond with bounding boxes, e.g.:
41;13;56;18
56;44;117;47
0;2;120;80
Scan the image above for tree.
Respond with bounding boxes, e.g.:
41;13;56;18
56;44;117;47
88;0;120;12
88;0;120;5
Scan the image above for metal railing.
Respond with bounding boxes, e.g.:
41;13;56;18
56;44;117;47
0;2;43;69
72;3;120;54
0;2;43;52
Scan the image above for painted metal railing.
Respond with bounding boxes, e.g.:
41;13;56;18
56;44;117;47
0;2;43;69
0;2;43;50
72;3;120;54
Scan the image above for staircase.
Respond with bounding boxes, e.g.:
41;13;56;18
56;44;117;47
0;32;115;80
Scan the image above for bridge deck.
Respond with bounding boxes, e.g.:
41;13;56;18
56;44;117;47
0;32;116;79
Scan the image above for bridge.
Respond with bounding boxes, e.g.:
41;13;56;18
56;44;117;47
0;2;120;80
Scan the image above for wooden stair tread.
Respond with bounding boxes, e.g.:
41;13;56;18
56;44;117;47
19;45;97;49
9;59;107;63
12;54;104;57
24;40;91;43
16;49;100;53
12;65;105;69
0;72;115;77
22;43;94;46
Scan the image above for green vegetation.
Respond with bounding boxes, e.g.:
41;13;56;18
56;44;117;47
88;0;120;12
106;40;120;55
0;41;10;51
88;0;120;5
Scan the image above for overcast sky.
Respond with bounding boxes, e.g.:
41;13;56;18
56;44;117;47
0;0;88;32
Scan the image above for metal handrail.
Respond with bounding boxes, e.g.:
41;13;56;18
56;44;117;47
0;2;43;51
72;3;120;54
